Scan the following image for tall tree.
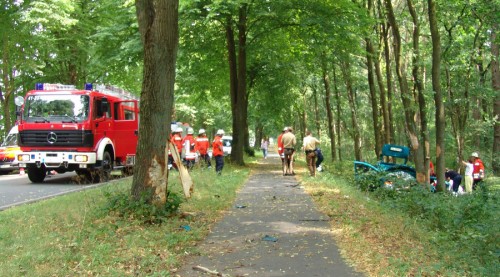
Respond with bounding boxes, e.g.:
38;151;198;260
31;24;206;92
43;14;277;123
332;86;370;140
428;0;446;190
322;57;337;161
407;0;431;183
492;27;500;174
132;0;179;204
385;0;424;182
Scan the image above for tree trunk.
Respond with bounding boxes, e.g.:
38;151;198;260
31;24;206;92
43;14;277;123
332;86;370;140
372;21;390;146
428;0;446;191
132;0;179;205
385;0;424;182
224;5;247;166
492;27;500;174
341;59;362;161
365;0;381;157
313;86;321;138
333;65;343;161
366;38;381;157
322;59;337;161
1;39;13;134
379;0;395;144
408;0;430;183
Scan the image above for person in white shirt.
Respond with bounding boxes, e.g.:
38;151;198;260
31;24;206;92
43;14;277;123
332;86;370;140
462;158;474;193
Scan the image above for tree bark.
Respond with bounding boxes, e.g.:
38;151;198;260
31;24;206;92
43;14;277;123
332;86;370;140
333;65;343;161
428;0;446;191
366;39;381;157
341;59;362;161
365;0;381;157
1;38;13;134
491;27;500;174
408;0;430;183
322;58;337;161
313;86;321;138
132;0;179;204
379;0;395;144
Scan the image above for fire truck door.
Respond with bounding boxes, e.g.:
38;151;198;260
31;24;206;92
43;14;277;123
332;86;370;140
112;101;138;160
93;97;113;147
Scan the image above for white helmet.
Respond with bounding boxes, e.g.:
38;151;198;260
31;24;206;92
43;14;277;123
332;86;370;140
187;127;194;135
471;152;479;158
175;127;183;133
198;128;206;134
216;129;225;135
283;127;288;131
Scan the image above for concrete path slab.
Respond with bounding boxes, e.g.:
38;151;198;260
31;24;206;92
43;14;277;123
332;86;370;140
175;155;362;277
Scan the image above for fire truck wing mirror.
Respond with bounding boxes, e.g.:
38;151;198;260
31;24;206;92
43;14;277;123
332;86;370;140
15;96;24;107
101;97;109;114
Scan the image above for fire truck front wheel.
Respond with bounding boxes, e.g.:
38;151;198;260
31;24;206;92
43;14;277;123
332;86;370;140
93;150;113;183
27;165;46;183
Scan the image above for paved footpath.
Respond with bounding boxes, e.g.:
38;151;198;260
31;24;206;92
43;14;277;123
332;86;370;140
175;154;363;277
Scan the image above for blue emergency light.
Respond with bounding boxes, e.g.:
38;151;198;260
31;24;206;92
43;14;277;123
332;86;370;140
85;83;93;90
35;83;44;90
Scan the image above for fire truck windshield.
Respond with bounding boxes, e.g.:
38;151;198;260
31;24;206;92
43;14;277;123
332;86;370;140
23;94;90;123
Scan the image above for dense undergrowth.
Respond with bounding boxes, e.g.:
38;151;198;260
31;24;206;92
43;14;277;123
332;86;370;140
301;160;499;276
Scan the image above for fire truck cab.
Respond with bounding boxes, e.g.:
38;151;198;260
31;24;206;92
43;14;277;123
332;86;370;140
16;83;139;183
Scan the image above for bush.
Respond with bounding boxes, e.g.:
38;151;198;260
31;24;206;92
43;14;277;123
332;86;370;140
102;190;183;224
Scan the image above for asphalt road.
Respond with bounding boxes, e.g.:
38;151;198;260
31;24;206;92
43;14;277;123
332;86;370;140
0;171;104;211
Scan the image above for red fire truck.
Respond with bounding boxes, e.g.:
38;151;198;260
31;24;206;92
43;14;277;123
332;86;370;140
15;83;139;183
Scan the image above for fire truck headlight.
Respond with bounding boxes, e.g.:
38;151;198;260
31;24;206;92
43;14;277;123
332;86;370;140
75;155;88;162
17;154;30;162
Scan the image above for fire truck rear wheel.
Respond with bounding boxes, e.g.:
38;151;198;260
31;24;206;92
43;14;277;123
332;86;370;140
27;165;46;183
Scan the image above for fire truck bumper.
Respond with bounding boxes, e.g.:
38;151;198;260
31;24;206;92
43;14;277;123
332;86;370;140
17;151;97;169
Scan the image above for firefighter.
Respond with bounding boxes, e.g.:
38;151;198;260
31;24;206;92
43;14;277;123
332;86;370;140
195;128;211;168
182;127;196;169
471;152;485;190
212;129;225;175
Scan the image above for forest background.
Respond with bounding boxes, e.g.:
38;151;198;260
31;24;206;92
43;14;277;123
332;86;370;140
1;0;499;184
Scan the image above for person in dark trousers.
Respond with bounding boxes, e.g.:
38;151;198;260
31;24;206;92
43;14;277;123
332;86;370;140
315;148;324;172
445;169;462;194
212;129;225;175
195;128;211;168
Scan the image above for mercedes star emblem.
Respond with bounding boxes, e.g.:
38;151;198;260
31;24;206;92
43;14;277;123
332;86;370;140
47;132;58;144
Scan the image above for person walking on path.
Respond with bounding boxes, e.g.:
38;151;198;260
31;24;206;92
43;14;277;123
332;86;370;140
212;129;225;175
261;136;269;159
194;128;211;168
174;156;361;277
462;158;474;193
302;130;320;177
471;152;485;190
281;127;296;176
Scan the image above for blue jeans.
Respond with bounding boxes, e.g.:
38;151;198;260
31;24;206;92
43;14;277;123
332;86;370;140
215;155;224;174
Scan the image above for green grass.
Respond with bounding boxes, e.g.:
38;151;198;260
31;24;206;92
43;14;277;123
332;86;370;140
0;162;250;276
300;161;500;277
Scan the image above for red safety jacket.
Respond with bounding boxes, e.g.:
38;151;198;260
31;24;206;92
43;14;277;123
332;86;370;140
473;158;485;180
277;133;284;156
171;133;183;154
212;136;224;157
195;135;210;155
